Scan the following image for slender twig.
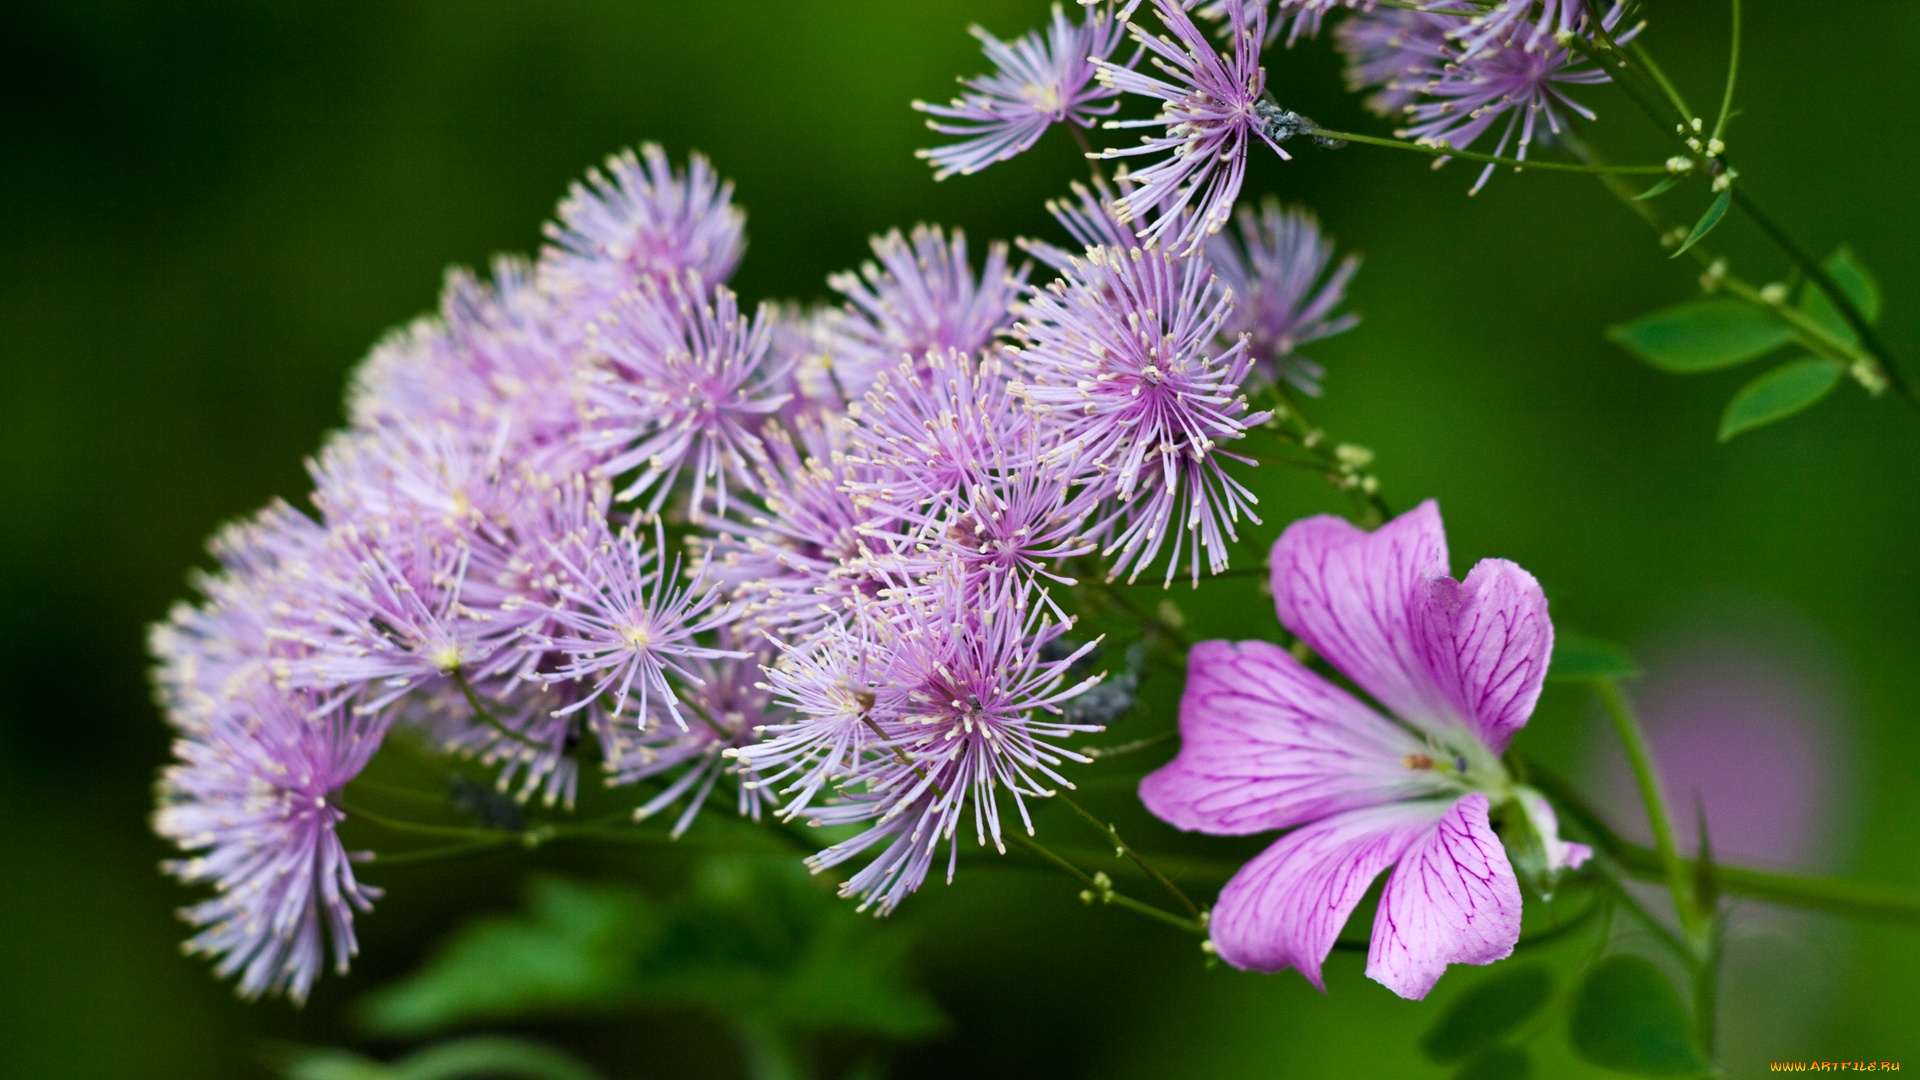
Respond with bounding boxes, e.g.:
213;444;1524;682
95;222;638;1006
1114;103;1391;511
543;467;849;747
453;670;551;751
1054;790;1202;919
370;839;513;865
1306;127;1669;175
1629;41;1694;121
1711;0;1741;145
1079;730;1176;760
1008;833;1205;935
1593;677;1703;940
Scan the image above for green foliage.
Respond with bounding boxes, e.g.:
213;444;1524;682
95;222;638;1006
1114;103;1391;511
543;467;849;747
277;1036;604;1080
1800;245;1883;344
1420;964;1553;1064
1631;176;1683;202
1718;357;1844;442
359;858;945;1043
1605;300;1791;373
1669;189;1730;259
1546;634;1638;681
1453;1046;1531;1080
1568;956;1709;1076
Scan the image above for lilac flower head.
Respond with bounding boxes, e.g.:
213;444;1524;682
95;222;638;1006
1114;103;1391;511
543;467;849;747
1011;244;1270;586
755;566;1104;913
1334;3;1459;118
534;515;744;729
1140;501;1587;999
1341;2;1625;193
826;225;1027;398
1455;0;1594;58
1019;177;1145;273
914;2;1132;179
542;144;745;296
843;348;1032;511
1205;199;1360;396
584;272;794;519
154;685;387;1003
1200;0;1376;47
1094;0;1286;255
603;644;778;837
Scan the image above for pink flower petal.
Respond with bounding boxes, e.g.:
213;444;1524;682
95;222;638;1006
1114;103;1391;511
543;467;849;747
1270;500;1457;732
1140;640;1450;835
1209;798;1451;987
1417;558;1552;754
1365;793;1523;1000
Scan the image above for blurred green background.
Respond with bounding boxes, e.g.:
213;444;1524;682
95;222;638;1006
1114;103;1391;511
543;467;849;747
5;1;1918;1076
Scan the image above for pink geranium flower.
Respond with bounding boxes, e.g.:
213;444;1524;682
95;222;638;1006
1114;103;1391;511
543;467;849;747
1140;500;1587;999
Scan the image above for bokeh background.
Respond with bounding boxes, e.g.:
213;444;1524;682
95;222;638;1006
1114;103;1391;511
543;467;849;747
5;1;1919;1076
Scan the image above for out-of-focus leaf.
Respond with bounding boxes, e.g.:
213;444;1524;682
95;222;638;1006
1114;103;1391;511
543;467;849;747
360;878;658;1036
1568;955;1709;1075
1547;634;1638;681
360;859;944;1042
1718;357;1844;442
1669;188;1730;258
1454;1045;1532;1080
1632;175;1682;201
1606;300;1791;373
278;1038;604;1080
1420;964;1554;1063
447;773;526;831
1800;245;1882;345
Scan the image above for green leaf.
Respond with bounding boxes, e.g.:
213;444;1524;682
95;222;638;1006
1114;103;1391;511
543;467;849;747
359;877;659;1036
1670;188;1730;259
1454;1046;1532;1080
1421;964;1554;1063
278;1038;606;1080
1799;245;1882;345
1569;955;1709;1075
359;860;945;1042
1717;357;1844;442
1631;175;1683;201
1605;300;1792;373
1547;633;1638;681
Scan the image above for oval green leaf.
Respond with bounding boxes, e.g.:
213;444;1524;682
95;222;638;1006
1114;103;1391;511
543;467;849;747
1569;955;1709;1076
1718;357;1844;442
1454;1046;1531;1080
1669;188;1731;259
1606;300;1792;374
1547;633;1638;682
1421;963;1554;1063
1799;245;1882;345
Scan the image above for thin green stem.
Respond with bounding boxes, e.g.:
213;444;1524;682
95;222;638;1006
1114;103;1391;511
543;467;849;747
1308;127;1668;174
370;838;514;865
1593;677;1703;940
1712;0;1741;145
1629;41;1694;121
1054;790;1202;919
1007;833;1206;935
344;801;498;840
1079;730;1176;760
1696;912;1723;1058
454;670;551;751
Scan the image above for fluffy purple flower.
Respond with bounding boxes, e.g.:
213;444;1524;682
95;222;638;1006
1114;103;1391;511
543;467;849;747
825;225;1027;398
1094;0;1286;255
1011;244;1270;586
1334;3;1459;118
584;273;794;519
1340;2;1623;193
533;517;743;728
914;2;1132;179
154;684;387;1003
1020;177;1147;273
542;143;745;297
1205;199;1360;395
843;349;1032;512
604;645;777;836
756;567;1103;913
1455;0;1594;58
1200;0;1376;47
1140;501;1587;999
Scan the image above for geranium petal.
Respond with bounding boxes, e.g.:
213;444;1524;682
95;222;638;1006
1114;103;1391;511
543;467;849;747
1366;793;1523;1000
1417;557;1552;754
1209;798;1451;987
1140;639;1450;835
1270;500;1456;731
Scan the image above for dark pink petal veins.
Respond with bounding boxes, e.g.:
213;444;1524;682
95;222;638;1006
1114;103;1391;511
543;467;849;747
1208;799;1450;987
1140;640;1448;835
1416;558;1553;754
1365;793;1523;1000
1269;500;1455;730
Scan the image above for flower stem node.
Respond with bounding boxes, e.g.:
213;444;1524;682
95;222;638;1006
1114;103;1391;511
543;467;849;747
1665;156;1694;174
1757;282;1789;306
1700;258;1729;294
1711;168;1738;193
1851;358;1891;397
